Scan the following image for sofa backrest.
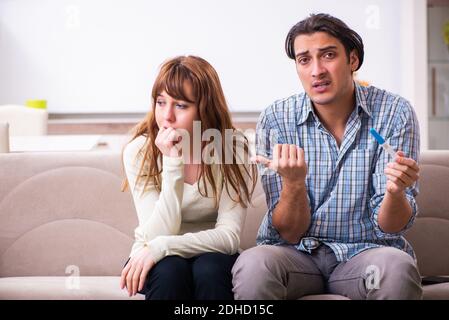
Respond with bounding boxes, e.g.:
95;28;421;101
240;180;266;250
0;150;448;277
404;150;449;277
0;152;136;277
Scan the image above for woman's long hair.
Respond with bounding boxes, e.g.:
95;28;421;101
122;55;257;208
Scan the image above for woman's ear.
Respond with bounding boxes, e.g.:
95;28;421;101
350;50;359;72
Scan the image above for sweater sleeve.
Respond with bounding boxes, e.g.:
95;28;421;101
146;167;248;264
123;137;184;258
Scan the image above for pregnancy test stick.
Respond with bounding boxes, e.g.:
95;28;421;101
369;128;396;159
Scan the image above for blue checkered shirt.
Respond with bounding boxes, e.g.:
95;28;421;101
256;83;420;262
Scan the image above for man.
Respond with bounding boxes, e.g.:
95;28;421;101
232;13;422;300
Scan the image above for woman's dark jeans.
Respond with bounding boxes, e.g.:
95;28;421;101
123;252;239;300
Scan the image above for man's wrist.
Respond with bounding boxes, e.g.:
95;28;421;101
386;189;406;199
283;179;306;192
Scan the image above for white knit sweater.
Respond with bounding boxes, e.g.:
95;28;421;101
123;135;246;263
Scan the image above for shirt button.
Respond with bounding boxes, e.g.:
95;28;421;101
316;220;321;226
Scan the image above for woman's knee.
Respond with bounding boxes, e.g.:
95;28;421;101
191;252;237;281
146;256;191;290
191;252;238;300
143;256;193;299
151;256;191;280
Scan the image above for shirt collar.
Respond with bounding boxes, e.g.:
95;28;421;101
296;95;317;125
354;82;372;118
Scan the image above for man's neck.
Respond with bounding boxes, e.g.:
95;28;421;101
312;89;357;147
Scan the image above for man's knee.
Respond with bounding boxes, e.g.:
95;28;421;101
365;247;422;300
232;245;288;299
232;245;281;278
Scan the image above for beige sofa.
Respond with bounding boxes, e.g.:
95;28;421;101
0;150;448;300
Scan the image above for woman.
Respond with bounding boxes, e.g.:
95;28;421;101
120;55;257;300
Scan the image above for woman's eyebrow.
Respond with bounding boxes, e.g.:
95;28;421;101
157;92;193;103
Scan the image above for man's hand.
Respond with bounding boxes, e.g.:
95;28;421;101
120;246;155;297
384;151;420;194
155;127;182;158
378;151;419;233
252;144;307;185
253;144;310;243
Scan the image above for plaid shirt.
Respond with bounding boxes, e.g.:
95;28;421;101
256;83;420;262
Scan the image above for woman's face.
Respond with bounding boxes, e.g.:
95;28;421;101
154;84;199;136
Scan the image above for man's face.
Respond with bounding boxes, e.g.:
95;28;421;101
293;32;359;108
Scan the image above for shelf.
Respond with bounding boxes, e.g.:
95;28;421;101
429;60;449;64
429;117;449;121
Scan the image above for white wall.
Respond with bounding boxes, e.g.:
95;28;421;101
401;0;428;150
0;0;428;143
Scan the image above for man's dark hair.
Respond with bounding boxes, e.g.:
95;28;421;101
285;13;364;71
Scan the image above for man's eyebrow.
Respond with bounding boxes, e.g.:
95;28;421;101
318;45;338;52
296;50;309;58
295;45;338;58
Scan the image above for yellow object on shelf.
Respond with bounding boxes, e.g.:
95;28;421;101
26;100;47;109
443;21;449;45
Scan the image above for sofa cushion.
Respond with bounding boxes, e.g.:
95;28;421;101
299;294;350;300
1;276;443;300
0;276;144;300
423;283;449;300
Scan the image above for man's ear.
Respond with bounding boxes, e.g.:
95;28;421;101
350;50;359;72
